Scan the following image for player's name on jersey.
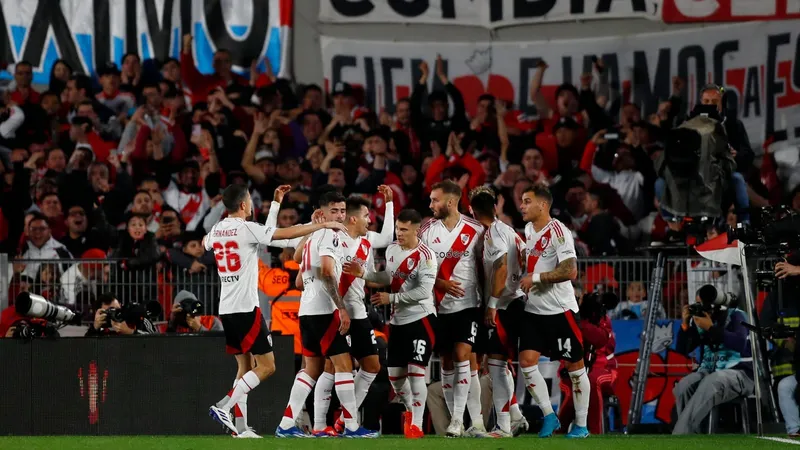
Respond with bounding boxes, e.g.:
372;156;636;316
220;275;240;283
213;229;239;237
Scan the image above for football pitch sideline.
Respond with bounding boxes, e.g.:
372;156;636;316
2;434;799;449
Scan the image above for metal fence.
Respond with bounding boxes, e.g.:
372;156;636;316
1;254;755;322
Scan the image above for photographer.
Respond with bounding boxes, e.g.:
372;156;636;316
672;288;753;434
166;290;222;333
0;306;57;339
85;293;157;336
558;292;618;435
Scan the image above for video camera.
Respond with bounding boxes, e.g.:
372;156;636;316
728;205;800;251
741;321;796;341
104;301;162;328
689;284;737;317
13;293;80;340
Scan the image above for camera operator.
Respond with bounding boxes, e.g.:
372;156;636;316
761;252;800;437
558;292;618;435
85;293;157;336
672;288;753;434
0;306;58;339
166;290;222;333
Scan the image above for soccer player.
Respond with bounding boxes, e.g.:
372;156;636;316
518;185;589;439
305;190;395;437
419;180;485;437
204;184;346;437
275;191;378;438
468;187;530;438
342;209;437;439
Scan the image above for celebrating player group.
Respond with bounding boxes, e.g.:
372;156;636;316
204;180;590;439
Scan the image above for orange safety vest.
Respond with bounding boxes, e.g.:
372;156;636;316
271;300;302;354
258;259;291;297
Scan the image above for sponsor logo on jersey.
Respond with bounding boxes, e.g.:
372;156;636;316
389;256;394;262
435;250;470;259
433;237;441;244
220;275;240;283
342;241;348;248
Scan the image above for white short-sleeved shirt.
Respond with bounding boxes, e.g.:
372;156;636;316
204;218;277;315
418;215;484;314
299;229;345;316
383;242;438;325
524;219;579;315
483;220;526;310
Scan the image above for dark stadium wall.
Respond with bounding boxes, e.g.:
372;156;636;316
0;335;294;435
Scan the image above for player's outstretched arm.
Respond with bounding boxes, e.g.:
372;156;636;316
271;221;345;241
539;257;578;284
368;185;394;248
343;261;390;286
293;235;310;263
487;254;509;308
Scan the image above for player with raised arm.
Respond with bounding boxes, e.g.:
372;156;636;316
342;209;437;439
305;188;395;437
468;187;530;438
419;180;485;437
518;185;588;439
275;191;378;438
205;184;345;437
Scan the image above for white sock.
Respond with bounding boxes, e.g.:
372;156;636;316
279;370;316;429
388;367;413;410
441;367;454;416
313;372;335;430
452;360;471;422
506;368;523;421
489;359;511;433
335;372;359;431
232;378;248;433
218;371;260;410
467;369;483;428
570;368;590;428
408;364;428;428
521;365;553;416
354;369;377;407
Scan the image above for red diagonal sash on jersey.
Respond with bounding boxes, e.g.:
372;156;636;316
180;193;202;224
434;224;478;303
339;239;371;297
390;250;421;292
526;228;553;274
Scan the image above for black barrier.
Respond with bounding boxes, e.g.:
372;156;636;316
0;334;294;435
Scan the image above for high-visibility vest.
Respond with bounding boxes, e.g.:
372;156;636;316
258;259;291;297
271;299;302;354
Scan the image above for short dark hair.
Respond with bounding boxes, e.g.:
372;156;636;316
346;197;371;217
70;74;93;95
94;292;118;311
138;175;158;186
122;52;140;63
280;202;299;213
40;90;60;100
28;211;48;226
222;184;249;213
133;189;152;200
319;190;346;208
397;209;422;225
141;81;160;92
587;187;606;210
524;185;553;205
478;93;495;103
431;179;462;197
304;84;322;95
15;60;32;70
469;191;496;220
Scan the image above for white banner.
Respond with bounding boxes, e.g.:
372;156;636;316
319;0;659;28
321;21;800;146
0;0;293;85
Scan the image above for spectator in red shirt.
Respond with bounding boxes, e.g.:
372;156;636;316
9;61;40;106
39;192;66;240
68;116;114;163
180;34;247;104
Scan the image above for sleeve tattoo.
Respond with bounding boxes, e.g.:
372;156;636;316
540;257;577;284
321;274;346;310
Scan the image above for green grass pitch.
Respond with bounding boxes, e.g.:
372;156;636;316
1;435;798;450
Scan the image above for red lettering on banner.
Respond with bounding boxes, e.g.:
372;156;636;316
395;85;410;102
662;0;800;23
725;68;746;104
452;74;515;117
777;61;800;108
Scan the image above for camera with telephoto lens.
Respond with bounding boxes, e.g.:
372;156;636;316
12;319;58;339
104;301;162;328
15;292;81;325
728;206;800;250
689;284;737;317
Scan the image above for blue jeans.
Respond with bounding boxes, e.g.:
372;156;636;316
655;172;750;222
779;376;800;434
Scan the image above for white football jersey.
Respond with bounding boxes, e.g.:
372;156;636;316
204;218;277;315
337;232;375;320
299;229;345;316
381;242;437;325
483;219;526;310
524;219;579;315
418;215;484;314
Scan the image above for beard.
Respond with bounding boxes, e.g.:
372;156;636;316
433;205;450;220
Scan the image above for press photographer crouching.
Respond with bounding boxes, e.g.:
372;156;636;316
166;290;222;333
1;292;81;338
672;285;753;434
85;293;159;336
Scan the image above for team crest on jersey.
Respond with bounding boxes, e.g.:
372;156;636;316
540;237;549;249
460;233;469;245
407;258;416;270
